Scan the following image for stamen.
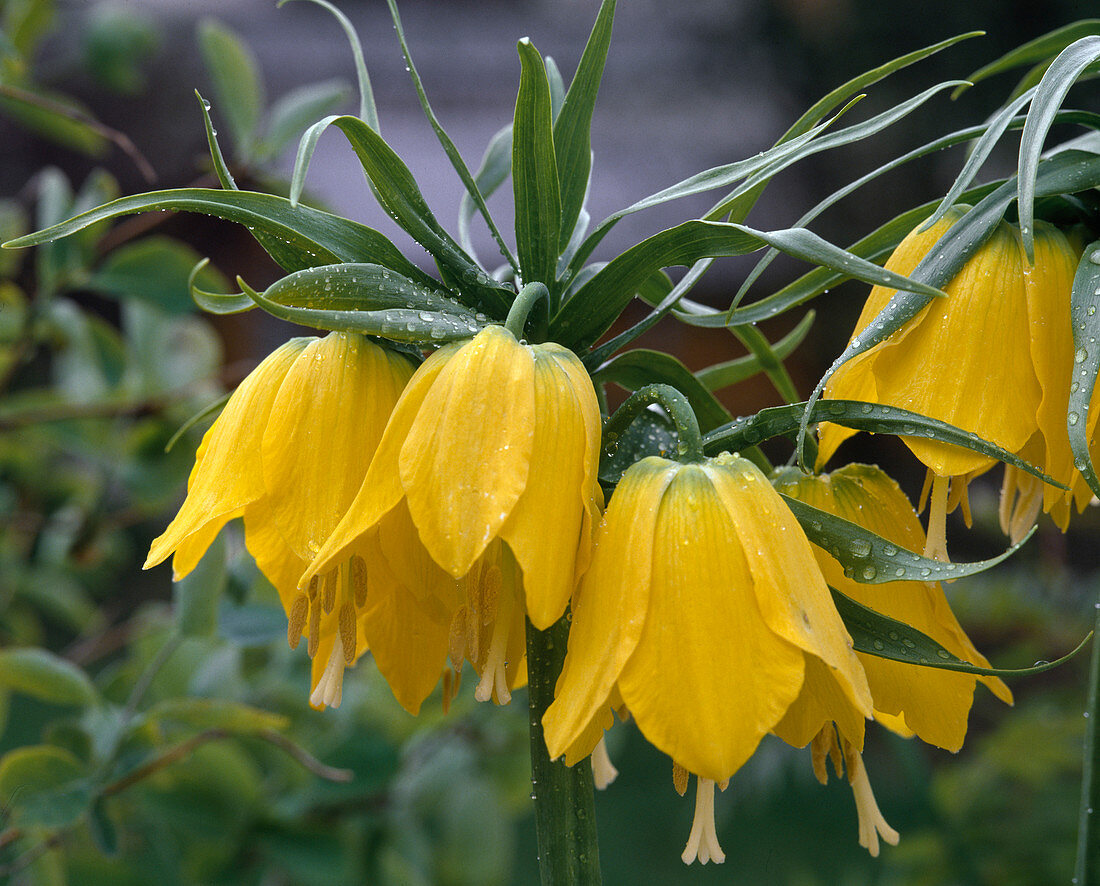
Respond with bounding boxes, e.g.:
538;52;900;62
307;594;321;658
448;606;467;671
918;468;934;513
923;473;951;562
681;777;725;865
474;580;512;705
442;668;454;714
309;633;347;709
999;465;1018;536
951;476;973;527
307;575;321;602
672;761;689;797
1009;473;1043;544
351;556;368;608
287;593;309;650
591;737;618;790
848;750;899;857
810;726;842;785
339;601;356;665
322;569;338;614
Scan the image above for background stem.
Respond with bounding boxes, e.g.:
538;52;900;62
525;615;602;885
1074;599;1100;883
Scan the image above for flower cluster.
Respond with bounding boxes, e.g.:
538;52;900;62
148;315;1012;863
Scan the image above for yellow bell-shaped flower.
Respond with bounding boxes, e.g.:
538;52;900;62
144;332;421;708
772;463;1013;752
304;324;603;634
817;211;1081;555
542;452;873;785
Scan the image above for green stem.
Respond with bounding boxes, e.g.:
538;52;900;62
1075;600;1100;883
603;383;705;464
526;615;601;886
505;282;550;339
731;323;801;405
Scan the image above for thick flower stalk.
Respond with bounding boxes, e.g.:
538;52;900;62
773;463;1014;854
144;332;420;708
304;324;602;702
817;210;1082;557
542;451;873;864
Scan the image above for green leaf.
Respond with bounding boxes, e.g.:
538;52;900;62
553;220;944;351
458;123;513;262
241;277;484;343
598;408;677;487
957;21;1100;96
188;258;253;315
554;0;614;251
174;531;227;637
593;349;731;433
196;89;237;190
0;745;90;828
781;493;1033;584
3;187;434;284
279;0;377;129
253;262;479;318
696;311;815;391
86;236;230;314
1069;241;1100;498
0;648;98;705
87;796;120;856
139;698;289;734
293;116;513;315
258;79;350;160
1018;36;1100;258
833;588;1091;678
197;19;264;160
704;398;1067;489
384;0;518;277
513;39;562;287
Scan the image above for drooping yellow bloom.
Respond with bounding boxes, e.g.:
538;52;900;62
144;332;429;709
543;451;873;787
817;211;1081;555
305;324;603;647
773;463;1013;751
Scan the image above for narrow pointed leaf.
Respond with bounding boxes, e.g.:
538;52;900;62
705;398;1068;488
258;79;351;160
385;0;518;274
1069;241;1100;497
513;39;561;286
553;220;944;350
554;0;614;250
241;279;484;343
2;188;434;283
255;262;479;319
196;90;237;190
593;349;731;432
307;115;513;315
188;258;254;314
1018;36;1100;258
834;588;1090;678
782;494;1034;584
197;19;264;159
458;123;513;260
957;21;1100;97
165;393;230;453
696;311;815;391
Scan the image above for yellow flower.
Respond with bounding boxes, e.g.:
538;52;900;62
817;211;1081;556
773;463;1013;750
543;451;873;863
144;332;422;709
304;324;602;664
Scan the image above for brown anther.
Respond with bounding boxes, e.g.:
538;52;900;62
322;571;337;614
351;556;368;608
672;761;689;797
287;594;309;650
308;597;321;658
339;602;356;665
481;565;502;625
442;668;454;715
717;778;729;792
448;607;467;670
307;575;320;601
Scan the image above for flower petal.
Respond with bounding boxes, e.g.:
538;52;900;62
145;339;307;569
502;345;600;629
616;463;807;782
261;333;414;561
400;326;537;576
543;457;676;761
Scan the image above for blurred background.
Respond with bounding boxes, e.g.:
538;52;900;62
3;0;1100;883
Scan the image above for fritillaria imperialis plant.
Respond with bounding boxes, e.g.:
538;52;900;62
10;0;1100;881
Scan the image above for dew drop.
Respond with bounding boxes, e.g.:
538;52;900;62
1070;412;1080;426
1076;347;1089;364
861;565;877;580
872;639;885;651
848;538;872;559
